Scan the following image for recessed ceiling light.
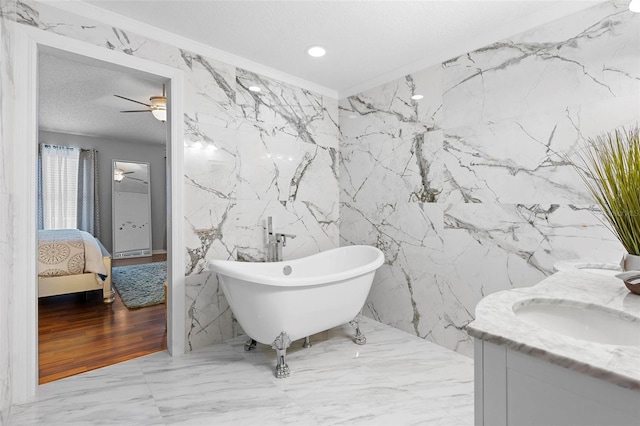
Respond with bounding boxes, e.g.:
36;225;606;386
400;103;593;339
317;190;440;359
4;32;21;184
248;86;261;92
411;94;424;100
307;46;326;58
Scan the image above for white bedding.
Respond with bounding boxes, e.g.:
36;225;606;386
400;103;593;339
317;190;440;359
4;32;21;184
38;229;107;277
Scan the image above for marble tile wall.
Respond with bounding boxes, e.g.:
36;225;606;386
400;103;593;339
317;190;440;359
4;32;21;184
340;1;639;356
3;1;340;352
2;1;637;393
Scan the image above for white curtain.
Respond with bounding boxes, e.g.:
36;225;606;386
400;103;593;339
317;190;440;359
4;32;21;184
41;144;80;230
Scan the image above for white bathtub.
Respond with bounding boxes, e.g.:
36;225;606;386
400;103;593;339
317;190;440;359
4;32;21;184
208;245;384;377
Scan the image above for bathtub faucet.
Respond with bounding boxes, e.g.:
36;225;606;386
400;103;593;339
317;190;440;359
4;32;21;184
266;216;296;262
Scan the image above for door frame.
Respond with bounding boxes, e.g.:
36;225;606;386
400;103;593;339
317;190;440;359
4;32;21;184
10;23;185;404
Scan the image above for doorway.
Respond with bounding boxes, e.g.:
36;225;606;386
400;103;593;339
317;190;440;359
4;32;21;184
36;49;170;383
10;26;185;403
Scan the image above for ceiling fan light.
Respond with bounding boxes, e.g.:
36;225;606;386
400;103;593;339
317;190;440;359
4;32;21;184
149;96;167;122
151;108;166;122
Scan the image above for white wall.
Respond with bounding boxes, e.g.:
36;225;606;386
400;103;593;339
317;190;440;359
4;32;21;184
39;131;167;253
340;1;638;356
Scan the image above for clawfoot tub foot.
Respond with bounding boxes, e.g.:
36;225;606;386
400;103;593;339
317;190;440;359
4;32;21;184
271;332;292;378
244;338;257;351
303;336;311;348
350;318;366;345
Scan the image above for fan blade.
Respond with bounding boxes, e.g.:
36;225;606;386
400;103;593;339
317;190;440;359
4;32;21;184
120;110;151;113
114;95;152;107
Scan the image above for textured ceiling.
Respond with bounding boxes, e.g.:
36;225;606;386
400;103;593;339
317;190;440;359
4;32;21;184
39;50;167;145
82;0;604;96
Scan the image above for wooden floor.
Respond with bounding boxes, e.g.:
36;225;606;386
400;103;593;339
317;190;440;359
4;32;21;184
38;254;167;384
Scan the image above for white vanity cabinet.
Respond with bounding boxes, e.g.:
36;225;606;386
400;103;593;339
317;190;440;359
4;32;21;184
468;270;640;426
474;339;640;426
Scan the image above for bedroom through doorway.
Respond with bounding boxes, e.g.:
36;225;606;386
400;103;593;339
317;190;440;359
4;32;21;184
36;48;170;384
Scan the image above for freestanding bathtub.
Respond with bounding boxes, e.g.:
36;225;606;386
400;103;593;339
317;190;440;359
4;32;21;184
208;245;384;378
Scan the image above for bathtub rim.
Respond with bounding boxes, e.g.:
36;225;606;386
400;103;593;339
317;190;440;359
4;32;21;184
208;245;384;287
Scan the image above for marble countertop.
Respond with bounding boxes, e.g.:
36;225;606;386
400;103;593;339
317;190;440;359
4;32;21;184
467;267;640;390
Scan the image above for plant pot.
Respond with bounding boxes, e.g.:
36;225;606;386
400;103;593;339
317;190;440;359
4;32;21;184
620;253;640;295
620;253;640;271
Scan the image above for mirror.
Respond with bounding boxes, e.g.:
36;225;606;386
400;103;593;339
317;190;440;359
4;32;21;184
112;160;152;258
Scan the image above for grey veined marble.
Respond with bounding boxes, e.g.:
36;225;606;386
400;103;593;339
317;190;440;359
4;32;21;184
340;0;637;357
8;318;474;426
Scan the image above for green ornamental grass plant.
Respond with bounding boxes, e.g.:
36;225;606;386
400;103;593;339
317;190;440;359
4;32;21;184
575;126;640;256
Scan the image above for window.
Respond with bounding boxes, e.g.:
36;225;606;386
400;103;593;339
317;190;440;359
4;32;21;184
40;144;80;230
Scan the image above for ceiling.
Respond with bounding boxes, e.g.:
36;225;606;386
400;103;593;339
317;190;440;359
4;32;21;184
39;50;167;145
39;0;604;144
80;0;604;97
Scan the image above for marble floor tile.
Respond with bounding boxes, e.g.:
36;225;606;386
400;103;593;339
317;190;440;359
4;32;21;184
9;318;473;425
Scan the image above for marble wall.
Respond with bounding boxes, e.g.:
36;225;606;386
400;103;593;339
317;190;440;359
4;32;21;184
340;1;639;356
3;0;339;352
1;3;637;404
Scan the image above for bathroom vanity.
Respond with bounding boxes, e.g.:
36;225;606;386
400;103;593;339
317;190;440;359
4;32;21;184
468;268;640;426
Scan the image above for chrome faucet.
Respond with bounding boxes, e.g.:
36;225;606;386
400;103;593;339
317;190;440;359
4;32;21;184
266;216;296;262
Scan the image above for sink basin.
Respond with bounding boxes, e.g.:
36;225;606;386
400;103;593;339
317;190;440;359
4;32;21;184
513;299;640;346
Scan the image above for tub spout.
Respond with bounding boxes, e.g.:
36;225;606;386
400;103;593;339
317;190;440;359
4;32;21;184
275;232;296;262
265;216;296;262
303;336;311;348
271;332;292;378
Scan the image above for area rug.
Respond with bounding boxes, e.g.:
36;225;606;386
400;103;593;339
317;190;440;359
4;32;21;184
112;261;166;309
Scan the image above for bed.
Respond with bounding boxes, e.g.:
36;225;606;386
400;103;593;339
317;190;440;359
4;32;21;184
38;229;115;304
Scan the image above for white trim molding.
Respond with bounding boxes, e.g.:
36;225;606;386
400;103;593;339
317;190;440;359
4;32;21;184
165;70;186;358
10;23;39;406
10;23;185;404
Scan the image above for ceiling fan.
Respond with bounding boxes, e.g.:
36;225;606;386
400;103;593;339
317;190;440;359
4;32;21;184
114;83;167;122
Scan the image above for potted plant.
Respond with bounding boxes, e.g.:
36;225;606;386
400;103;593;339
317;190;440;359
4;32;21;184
574;126;640;294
